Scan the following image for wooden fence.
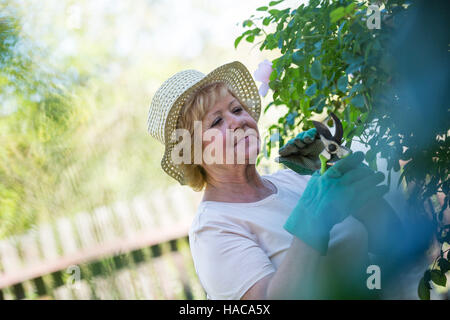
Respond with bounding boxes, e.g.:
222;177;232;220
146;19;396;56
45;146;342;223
0;186;206;300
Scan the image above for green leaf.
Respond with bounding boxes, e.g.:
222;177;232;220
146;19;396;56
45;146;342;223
320;76;328;90
365;148;377;162
349;56;364;65
337;75;348;92
330;7;345;23
269;0;284;6
295;39;305;49
256;6;268;11
286;111;298;125
314;40;322;51
269;9;281;17
365;148;378;170
354;124;365;137
351;94;364;108
345;3;356;14
234;35;243;49
346;63;360;74
269;70;277;81
292;51;305;66
263;17;272;26
245;35;255;43
280;87;290;101
349;83;363;95
329;72;336;82
290;87;300;101
275;60;284;76
305;83;317;97
278;34;284;49
418;277;430;300
310;95;326;112
242;20;253;27
438;258;450;273
338;21;346;34
431;270;447;287
310;60;322;80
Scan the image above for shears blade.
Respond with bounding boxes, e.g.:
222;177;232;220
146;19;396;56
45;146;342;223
312;112;343;145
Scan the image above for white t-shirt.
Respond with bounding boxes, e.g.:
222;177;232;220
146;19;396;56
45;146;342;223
188;168;371;300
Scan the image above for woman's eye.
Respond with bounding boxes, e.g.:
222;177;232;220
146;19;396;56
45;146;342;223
233;106;243;113
211;117;222;127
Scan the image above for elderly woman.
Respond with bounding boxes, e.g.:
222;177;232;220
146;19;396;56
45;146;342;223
147;61;396;300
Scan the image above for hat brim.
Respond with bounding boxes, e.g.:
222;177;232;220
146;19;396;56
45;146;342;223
161;61;262;185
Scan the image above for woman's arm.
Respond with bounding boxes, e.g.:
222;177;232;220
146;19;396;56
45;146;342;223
242;152;384;300
242;237;321;299
243;219;370;300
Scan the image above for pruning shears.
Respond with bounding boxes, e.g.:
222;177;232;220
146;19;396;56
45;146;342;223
312;112;352;175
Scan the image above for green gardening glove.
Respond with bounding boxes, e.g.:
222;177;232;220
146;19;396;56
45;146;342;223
277;128;324;175
284;152;389;255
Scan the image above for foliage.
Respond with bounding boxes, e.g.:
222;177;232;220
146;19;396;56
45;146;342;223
0;1;171;238
0;1;78;236
236;0;449;299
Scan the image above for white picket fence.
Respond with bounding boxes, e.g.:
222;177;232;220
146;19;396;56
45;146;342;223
0;186;203;299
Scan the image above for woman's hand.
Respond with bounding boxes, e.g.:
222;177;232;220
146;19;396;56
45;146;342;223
283;151;389;255
277;128;324;175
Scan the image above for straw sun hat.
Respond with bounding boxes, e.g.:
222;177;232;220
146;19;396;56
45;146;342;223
147;61;262;185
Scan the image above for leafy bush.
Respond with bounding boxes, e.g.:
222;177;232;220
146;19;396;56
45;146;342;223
236;0;449;299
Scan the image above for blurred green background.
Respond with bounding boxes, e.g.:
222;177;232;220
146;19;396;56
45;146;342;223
0;0;299;300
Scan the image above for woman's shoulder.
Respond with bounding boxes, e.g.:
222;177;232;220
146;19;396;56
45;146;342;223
189;201;244;235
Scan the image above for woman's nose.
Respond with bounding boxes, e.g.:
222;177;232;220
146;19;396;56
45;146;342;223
228;114;246;131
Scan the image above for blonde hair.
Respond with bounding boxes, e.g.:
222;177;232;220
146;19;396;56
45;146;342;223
177;82;251;191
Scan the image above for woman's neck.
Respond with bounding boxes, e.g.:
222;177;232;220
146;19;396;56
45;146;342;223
202;165;276;203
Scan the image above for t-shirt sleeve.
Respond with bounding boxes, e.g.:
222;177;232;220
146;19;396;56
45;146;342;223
189;209;276;300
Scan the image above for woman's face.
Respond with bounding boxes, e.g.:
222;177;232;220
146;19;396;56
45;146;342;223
200;91;260;166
